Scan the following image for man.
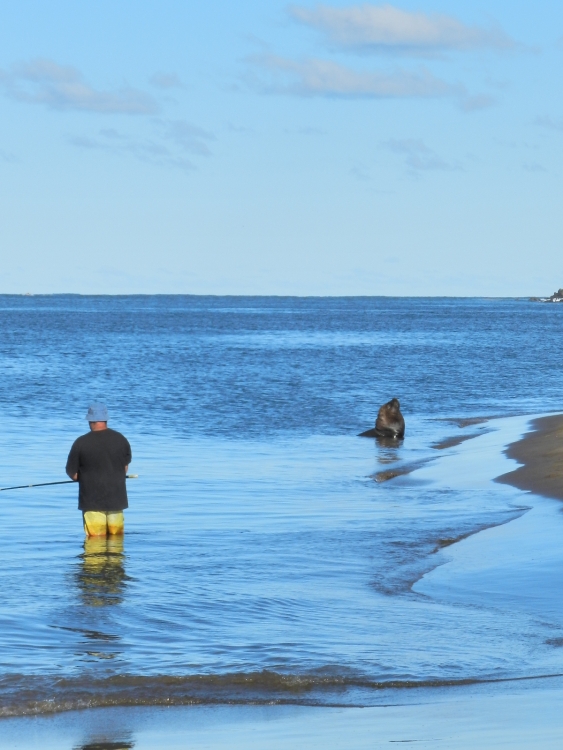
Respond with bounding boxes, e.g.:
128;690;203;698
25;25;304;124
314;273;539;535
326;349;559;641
66;403;132;537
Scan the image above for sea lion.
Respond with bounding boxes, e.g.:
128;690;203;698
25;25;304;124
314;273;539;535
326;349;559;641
359;398;405;439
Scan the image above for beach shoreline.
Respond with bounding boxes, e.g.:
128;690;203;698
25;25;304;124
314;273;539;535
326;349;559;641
3;676;563;749
496;413;563;500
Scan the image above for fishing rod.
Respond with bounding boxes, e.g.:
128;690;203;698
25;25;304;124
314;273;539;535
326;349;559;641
0;475;139;492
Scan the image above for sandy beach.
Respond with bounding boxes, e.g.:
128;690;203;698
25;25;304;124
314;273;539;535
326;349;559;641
496;414;563;500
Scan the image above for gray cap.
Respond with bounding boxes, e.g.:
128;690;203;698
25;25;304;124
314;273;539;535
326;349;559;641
86;403;108;422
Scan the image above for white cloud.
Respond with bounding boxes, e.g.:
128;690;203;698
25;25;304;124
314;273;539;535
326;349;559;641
537;115;563;131
68;120;215;172
523;163;546;173
350;164;370;180
0;149;18;163
252;55;456;98
150;72;182;90
290;4;515;53
159;120;215;155
459;94;496;112
0;58;158;114
383;138;459;171
69;131;195;172
284;126;327;135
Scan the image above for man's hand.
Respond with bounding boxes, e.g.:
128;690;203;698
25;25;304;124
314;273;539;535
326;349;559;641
66;472;78;481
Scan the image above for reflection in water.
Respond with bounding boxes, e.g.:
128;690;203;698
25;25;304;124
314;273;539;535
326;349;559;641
376;436;403;467
75;536;129;607
372;436;406;481
74;740;134;750
375;434;405;452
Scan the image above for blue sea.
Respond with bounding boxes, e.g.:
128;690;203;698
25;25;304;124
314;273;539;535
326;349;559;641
1;295;563;716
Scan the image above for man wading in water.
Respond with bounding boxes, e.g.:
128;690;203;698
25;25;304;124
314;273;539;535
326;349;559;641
66;403;132;537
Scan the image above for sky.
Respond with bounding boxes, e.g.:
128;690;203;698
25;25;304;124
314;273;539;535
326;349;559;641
0;1;562;296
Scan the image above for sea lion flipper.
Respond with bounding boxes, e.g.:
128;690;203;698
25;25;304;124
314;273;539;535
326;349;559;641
358;428;379;438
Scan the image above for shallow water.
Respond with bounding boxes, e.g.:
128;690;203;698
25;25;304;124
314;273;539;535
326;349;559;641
1;296;563;715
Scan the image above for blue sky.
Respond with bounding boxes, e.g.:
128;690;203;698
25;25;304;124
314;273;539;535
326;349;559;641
0;1;562;295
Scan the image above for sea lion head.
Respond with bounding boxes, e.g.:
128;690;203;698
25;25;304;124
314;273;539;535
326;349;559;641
375;398;405;439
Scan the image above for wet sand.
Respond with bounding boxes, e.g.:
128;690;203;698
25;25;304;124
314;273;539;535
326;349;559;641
372;458;435;482
432;431;489;450
496;414;563;500
2;678;563;749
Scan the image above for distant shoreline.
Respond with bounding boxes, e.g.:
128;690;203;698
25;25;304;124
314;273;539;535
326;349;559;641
0;293;552;299
496;414;563;501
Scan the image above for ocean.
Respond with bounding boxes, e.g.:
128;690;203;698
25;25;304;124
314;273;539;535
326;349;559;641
1;295;563;717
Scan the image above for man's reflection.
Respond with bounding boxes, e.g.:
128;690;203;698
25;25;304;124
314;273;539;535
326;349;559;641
75;536;128;607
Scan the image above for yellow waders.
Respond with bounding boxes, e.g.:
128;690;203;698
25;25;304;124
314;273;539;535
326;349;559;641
83;511;124;537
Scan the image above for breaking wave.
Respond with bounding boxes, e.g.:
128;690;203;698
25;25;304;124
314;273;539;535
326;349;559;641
2;670;562;718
